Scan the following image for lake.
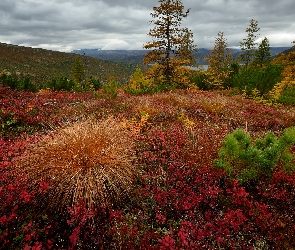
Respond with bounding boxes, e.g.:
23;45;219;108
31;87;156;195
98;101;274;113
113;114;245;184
189;65;209;71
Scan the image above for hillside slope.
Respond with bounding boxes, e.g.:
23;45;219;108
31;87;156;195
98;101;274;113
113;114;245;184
0;43;135;85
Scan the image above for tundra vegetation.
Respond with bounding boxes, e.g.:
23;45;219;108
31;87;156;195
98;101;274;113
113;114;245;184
1;0;295;249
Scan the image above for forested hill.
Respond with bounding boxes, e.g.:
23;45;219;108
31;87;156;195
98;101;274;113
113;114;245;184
0;43;136;85
72;47;291;65
0;43;290;86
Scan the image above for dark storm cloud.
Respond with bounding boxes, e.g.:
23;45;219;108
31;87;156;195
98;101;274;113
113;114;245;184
0;0;294;51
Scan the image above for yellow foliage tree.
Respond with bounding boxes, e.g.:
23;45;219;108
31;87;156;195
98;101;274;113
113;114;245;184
128;66;153;92
269;41;295;101
205;31;233;89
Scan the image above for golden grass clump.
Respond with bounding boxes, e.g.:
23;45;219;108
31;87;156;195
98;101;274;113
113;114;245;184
14;117;136;211
155;91;196;110
200;95;227;114
132;96;160;118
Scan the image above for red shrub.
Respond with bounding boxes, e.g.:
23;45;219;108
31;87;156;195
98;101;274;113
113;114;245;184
118;123;295;249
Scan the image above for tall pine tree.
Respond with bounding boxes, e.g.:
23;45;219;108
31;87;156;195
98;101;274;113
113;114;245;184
72;56;85;88
143;0;196;86
239;18;260;68
254;37;271;67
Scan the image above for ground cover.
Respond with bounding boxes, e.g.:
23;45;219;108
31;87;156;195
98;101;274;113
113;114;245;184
1;88;295;249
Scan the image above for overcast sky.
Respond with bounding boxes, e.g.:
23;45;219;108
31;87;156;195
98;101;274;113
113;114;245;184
0;0;294;52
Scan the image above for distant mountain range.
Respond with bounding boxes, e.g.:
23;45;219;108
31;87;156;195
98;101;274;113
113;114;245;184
72;47;291;65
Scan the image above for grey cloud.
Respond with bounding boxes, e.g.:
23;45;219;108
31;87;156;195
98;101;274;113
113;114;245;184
0;0;16;13
0;0;294;51
98;0;153;9
185;0;295;46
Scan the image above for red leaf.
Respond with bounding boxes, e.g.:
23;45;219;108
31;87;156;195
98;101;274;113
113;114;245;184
32;242;42;250
39;181;50;192
21;190;31;203
69;227;80;246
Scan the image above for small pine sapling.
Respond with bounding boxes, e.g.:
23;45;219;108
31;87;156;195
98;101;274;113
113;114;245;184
214;127;295;183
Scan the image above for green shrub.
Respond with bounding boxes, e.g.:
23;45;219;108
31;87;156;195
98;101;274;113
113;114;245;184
223;63;240;89
0;73;37;91
103;81;117;98
89;76;101;90
44;76;100;92
189;71;211;90
277;126;295;172
94;77;118;99
21;76;37;92
44;77;75;91
277;84;295;105
0;73;19;89
214;127;295;183
228;64;283;95
256;64;283;94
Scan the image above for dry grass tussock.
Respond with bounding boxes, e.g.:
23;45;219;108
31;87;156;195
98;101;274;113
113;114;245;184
154;90;197;110
14;117;136;212
199;95;228;114
132;95;160;118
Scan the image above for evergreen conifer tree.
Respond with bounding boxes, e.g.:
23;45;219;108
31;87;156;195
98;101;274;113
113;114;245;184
143;0;196;86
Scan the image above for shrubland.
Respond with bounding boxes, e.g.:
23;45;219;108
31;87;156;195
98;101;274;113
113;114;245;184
1;77;295;248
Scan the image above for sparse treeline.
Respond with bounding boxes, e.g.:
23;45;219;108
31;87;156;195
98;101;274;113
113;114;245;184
125;0;295;106
0;57;101;92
